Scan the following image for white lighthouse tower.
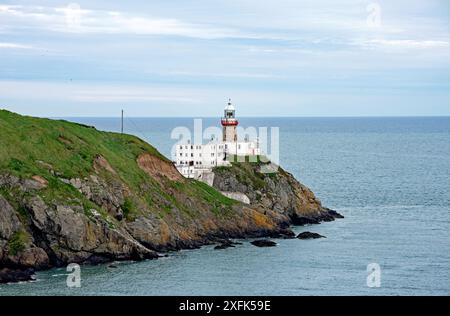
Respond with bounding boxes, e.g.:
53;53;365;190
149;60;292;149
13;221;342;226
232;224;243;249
221;99;238;142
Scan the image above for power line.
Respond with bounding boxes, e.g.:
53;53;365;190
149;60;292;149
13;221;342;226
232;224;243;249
121;109;124;134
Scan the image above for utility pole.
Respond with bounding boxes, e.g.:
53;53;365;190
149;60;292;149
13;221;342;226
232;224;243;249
121;109;124;134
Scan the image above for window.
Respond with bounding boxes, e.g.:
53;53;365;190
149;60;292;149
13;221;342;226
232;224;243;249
180;145;183;149
191;145;193;149
191;153;194;157
179;153;182;156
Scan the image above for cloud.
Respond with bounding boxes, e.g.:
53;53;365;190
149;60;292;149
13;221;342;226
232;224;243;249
73;89;199;103
0;42;34;49
0;4;248;39
0;80;201;104
361;39;450;49
166;71;279;79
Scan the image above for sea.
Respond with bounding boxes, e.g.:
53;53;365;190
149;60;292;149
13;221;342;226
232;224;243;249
1;117;449;296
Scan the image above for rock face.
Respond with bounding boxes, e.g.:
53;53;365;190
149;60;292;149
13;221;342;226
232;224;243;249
0;110;342;283
212;161;343;225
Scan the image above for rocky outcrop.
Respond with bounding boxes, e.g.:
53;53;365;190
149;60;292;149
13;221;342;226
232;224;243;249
251;240;277;247
68;175;128;221
297;232;326;239
214;239;241;250
212;161;342;225
0;268;35;283
1;192;158;273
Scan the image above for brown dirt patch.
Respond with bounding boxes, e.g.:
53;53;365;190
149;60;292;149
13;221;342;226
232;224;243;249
137;153;183;182
31;175;48;188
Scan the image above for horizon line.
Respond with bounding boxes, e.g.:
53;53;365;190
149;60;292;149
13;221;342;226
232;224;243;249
52;115;450;119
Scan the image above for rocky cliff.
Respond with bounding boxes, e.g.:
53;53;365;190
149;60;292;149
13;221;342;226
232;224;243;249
212;160;343;225
0;110;342;283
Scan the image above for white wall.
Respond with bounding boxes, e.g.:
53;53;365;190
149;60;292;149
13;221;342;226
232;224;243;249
175;140;260;178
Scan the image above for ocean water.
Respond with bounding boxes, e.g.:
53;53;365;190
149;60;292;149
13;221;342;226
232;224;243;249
1;117;450;296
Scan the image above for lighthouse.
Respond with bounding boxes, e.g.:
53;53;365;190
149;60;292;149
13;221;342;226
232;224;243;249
221;99;238;142
174;99;261;179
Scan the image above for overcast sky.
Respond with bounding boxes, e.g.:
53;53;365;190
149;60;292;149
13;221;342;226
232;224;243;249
1;0;450;117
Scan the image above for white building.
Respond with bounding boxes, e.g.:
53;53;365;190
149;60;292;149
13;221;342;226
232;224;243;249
175;100;260;179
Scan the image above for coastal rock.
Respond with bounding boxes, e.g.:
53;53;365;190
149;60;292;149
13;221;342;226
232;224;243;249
214;239;241;250
327;209;345;219
10;247;50;269
297;232;326;239
251;240;277;247
269;228;296;239
24;197;158;266
212;162;344;226
0;268;35;283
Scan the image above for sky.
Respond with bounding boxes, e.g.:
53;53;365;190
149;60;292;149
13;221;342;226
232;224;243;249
1;0;450;117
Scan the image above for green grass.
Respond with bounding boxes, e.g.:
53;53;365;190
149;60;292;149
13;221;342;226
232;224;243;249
121;197;138;221
0;109;240;221
0;110;166;181
191;180;235;207
0;110;165;198
214;160;269;190
8;231;29;255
